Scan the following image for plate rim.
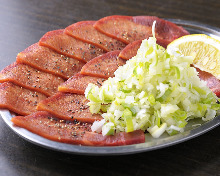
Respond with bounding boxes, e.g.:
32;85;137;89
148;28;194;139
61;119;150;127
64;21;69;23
1;109;219;155
0;19;220;155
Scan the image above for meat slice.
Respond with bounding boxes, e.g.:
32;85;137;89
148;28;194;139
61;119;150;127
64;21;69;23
81;50;126;78
11;111;145;146
37;92;102;123
0;62;64;96
0;82;46;115
94;15;189;47
11;111;92;144
39;29;106;63
196;68;220;97
82;130;145;146
16;43;85;80
119;40;142;60
65;21;127;52
58;73;106;94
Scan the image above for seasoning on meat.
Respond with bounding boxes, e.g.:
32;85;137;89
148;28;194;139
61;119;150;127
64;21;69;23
0;62;64;96
58;73;106;94
39;29;106;63
11;111;145;146
81;50;126;78
17;43;85;80
94;15;189;46
0;82;46;115
65;21;127;52
37;92;102;123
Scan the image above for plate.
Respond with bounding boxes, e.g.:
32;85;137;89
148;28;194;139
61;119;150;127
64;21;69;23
0;19;220;155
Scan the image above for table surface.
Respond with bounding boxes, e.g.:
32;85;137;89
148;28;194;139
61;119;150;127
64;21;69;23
0;0;219;175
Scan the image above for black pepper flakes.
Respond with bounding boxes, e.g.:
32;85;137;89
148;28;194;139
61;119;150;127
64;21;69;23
97;81;102;86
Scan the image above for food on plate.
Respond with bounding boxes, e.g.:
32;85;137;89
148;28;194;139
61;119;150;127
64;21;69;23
167;34;220;80
168;34;220;97
94;16;189;45
58;73;106;94
196;68;220;96
16;43;85;79
0;82;46;115
0;62;64;96
39;29;106;63
58;50;124;94
0;15;189;116
37;93;103;123
119;40;142;60
65;21;127;52
86;29;220;138
119;39;220;95
11;111;145;146
80;50;126;78
3;15;218;146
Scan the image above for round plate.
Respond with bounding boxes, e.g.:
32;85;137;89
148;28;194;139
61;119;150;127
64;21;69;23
0;19;220;155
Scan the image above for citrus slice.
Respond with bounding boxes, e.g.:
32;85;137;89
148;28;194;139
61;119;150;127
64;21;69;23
167;34;220;79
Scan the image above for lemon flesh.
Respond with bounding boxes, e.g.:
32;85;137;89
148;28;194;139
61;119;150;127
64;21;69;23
167;34;220;79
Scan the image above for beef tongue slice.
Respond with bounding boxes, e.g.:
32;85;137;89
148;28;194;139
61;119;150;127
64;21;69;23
17;43;85;80
11;111;145;146
37;92;102;123
39;29;106;63
0;82;47;115
94;15;189;47
58;73;106;94
0;62;64;96
81;50;126;78
65;21;126;52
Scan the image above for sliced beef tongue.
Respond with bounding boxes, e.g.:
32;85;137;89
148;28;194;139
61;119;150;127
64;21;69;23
39;29;106;63
82;129;145;146
196;68;220;97
65;21;127;52
0;26;114;115
0;62;65;97
36;50;126;124
59;50;124;94
16;43;85;80
11;111;145;146
11;111;93;144
118;40;142;60
80;50;126;78
58;73;106;94
37;50;124;123
0;82;47;115
94;15;189;46
37;93;103;123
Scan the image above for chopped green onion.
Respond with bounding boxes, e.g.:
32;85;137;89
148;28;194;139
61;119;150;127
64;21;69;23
122;108;134;132
85;26;220;138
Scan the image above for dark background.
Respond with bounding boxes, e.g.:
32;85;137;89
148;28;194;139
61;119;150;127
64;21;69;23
0;0;219;175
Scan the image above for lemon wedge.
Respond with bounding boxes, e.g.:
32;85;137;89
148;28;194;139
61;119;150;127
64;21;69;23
167;34;220;79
